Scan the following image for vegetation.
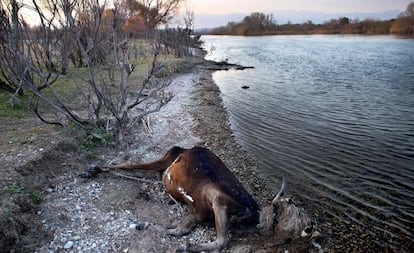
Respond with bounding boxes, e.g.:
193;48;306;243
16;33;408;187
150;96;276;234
78;126;116;158
210;2;414;36
0;0;201;142
28;191;43;204
0;92;30;117
8;183;23;194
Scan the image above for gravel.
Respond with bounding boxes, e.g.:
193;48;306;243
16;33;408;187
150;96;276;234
33;70;225;253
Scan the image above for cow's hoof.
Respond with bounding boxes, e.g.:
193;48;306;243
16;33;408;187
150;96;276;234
79;164;102;178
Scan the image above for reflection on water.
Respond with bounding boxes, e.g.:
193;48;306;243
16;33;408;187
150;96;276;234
203;35;414;250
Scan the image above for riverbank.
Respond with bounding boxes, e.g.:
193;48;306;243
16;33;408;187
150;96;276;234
1;54;321;252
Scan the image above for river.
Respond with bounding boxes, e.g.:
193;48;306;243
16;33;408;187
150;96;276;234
202;35;414;251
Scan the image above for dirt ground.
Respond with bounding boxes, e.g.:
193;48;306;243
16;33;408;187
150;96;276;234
0;59;322;253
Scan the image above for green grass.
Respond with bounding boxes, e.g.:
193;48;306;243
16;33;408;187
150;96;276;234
0;50;196;124
8;183;23;194
28;191;43;204
0;92;31;118
7;183;43;204
78;127;115;159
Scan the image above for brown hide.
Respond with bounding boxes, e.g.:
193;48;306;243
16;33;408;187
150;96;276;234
162;147;259;223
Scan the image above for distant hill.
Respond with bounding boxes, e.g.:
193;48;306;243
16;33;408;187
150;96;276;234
193;10;401;29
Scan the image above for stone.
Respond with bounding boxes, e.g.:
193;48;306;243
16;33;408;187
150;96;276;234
63;241;74;249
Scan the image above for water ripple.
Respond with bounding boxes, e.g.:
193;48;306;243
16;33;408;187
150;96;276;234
206;35;414;250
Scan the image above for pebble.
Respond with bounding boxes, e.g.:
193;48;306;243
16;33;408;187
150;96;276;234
136;221;150;230
36;175;168;252
63;241;74;249
72;236;81;241
176;244;188;252
230;245;253;253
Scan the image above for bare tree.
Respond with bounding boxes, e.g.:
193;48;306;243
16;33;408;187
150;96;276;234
42;0;173;140
0;0;186;142
155;6;202;58
0;0;65;118
0;0;25;95
120;0;183;30
401;2;414;18
391;2;414;35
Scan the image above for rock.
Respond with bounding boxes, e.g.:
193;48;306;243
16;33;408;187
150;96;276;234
206;59;254;71
63;241;74;249
72;236;81;241
136;221;150;230
230;245;253;253
176;244;188;252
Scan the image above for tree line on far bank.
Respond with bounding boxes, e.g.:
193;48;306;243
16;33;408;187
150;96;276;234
209;2;414;36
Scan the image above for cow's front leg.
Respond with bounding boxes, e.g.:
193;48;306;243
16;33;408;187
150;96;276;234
166;214;197;236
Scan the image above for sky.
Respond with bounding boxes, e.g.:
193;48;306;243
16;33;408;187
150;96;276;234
186;0;412;15
183;0;412;28
14;0;413;29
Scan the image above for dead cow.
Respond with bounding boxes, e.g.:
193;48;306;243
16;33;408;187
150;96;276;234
82;146;316;252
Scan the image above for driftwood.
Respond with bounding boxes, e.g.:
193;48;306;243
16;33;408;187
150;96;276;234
142;116;153;136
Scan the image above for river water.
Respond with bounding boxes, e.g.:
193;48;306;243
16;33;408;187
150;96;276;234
202;35;414;250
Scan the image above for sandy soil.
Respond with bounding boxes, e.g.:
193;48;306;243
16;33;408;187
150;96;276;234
0;60;321;253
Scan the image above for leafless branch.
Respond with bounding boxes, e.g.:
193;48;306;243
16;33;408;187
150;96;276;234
1;0;187;143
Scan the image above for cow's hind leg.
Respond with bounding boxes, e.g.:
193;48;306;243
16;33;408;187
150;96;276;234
188;194;231;252
166;214;197;236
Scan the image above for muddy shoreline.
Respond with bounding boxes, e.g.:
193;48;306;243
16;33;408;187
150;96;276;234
1;56;321;252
